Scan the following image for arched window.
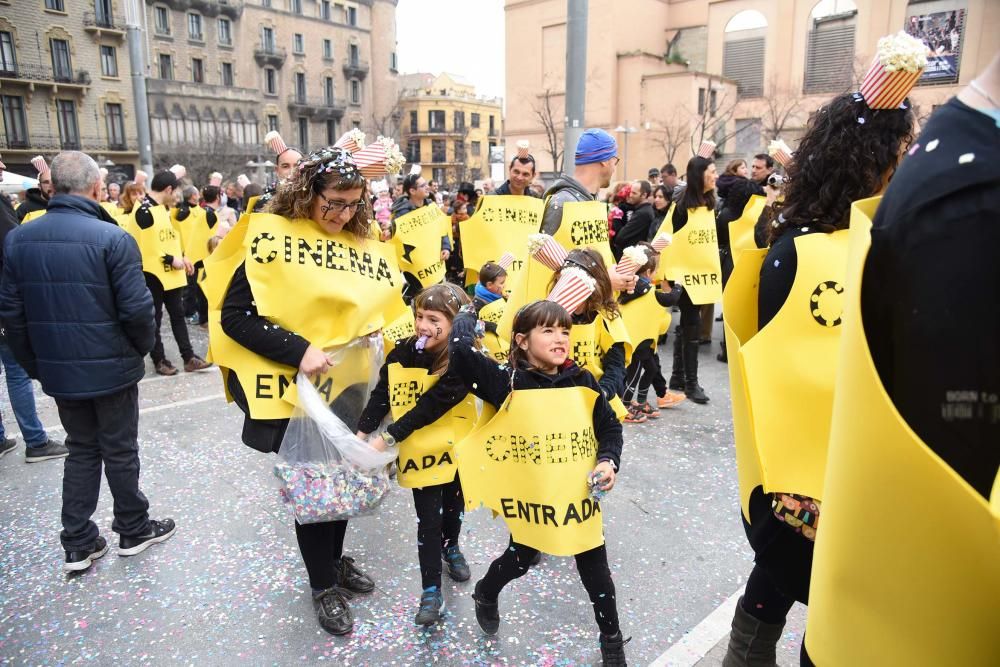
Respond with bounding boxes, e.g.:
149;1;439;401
804;0;857;94
723;10;767;98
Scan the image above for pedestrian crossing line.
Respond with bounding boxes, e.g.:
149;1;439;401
648;588;742;667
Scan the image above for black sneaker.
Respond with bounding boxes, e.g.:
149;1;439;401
334;556;375;594
442;546;471;582
118;518;177;556
64;536;110;573
314;587;354;635
0;438;16;459
599;631;631;666
414;587;445;626
471;580;500;635
685;384;710;404
24;439;68;463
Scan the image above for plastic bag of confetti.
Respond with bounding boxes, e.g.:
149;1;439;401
276;339;397;523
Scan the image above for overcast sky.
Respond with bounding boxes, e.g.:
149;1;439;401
395;0;506;99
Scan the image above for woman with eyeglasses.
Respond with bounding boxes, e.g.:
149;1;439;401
215;145;404;637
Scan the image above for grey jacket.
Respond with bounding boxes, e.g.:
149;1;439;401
540;174;594;234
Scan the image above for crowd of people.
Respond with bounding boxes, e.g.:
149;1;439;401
0;30;996;667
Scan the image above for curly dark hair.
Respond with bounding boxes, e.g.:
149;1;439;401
767;93;915;244
265;146;371;239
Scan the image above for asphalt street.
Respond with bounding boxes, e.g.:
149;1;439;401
0;320;806;666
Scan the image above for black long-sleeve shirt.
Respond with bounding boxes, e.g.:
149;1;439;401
357;339;470;442
612;202;654;260
619;276;682;309
447;313;624;470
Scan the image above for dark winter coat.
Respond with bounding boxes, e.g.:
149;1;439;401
0;194;154;398
15;188;48;222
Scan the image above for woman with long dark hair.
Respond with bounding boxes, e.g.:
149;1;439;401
666;156;717;404
722;78;917;665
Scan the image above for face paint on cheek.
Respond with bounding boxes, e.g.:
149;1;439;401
435;326;443;339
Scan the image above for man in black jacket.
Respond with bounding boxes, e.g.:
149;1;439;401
15;164;53;222
0;151;176;573
611;179;653;260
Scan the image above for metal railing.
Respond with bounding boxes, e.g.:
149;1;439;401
83;11;125;30
0;63;89;86
0;134;133;152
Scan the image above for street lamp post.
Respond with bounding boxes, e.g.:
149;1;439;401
612;122;638;181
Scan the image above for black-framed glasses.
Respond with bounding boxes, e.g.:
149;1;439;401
317;191;363;215
610;156;621;167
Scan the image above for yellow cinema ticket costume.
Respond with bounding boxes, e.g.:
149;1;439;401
126;203;187;291
100;201;123;221
456;386;605;556
730;226;850;507
478;298;509;363
173;205;214;265
20;209;46;223
657;206;721;305
806;201;1000;666
729;195;765;265
392;204;447;288
208;213;403;420
620;288;671;351
381;309;415;357
460;195;545;287
388;364;477;489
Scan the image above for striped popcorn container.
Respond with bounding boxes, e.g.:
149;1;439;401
265;130;289;156
546;267;597;315
353;143;387;180
237;174;251;188
697;140;716;159
30;155;49;176
859;31;928;110
616;245;649;275
497;252;516;270
528;234;568;271
768;139;794;168
651;234;672;251
169;164;186;179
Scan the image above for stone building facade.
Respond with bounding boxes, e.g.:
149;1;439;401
0;0;141;180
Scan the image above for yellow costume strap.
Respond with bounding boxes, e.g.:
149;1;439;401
245;195;260;214
100;201;123;221
460;194;543;290
722;248;768;518
127;204;186;290
740;229;849;502
388;363;477;488
478;298;510;363
806;198;1000;666
21;209;46;223
663;206;721;305
455;386;605;556
730;195;765;265
392;203;447;288
177;206;213;265
652;203;676;282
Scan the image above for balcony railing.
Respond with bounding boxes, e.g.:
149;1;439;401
342;59;369;79
0;134;134;153
0;63;90;89
83;11;126;32
287;95;346;120
254;45;286;68
146;77;260;103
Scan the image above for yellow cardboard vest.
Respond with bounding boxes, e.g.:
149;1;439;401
620;288;671;351
388;363;477;489
392;204;447;288
460;194;544;290
806;200;1000;666
658;206;722;305
729;194;765;265
478;297;509;364
127;203;187;291
455;386;605;556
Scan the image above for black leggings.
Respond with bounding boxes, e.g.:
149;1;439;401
145;273;194;365
295;519;348;591
741;563;796;624
412;474;465;589
623;342;665;404
478;537;620;635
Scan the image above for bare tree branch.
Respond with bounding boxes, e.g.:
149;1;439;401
689;75;742;154
760;76;806;141
646;107;690;165
531;89;564;172
154;132;256;187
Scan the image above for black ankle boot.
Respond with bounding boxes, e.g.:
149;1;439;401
668;327;685;391
682;325;709;403
599;631;630;666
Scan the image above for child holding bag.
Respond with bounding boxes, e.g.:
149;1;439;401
356;283;477;626
448;300;629;666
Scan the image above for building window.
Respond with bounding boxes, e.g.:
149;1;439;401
470;168;482;181
99;45;118;77
50;39;72;82
454;140;464;160
428;109;445;131
56;99;79;149
264;67;277;95
347;6;357;26
261;27;275;50
218;18;232;46
45;0;65;10
188;13;203;41
293;33;304;54
321;0;331;20
1;95;28;147
432;167;445;184
323;39;332;60
267;114;279;132
222;62;234;86
324;76;334;105
326;118;337;144
154;6;170;35
803;2;857;94
95;0;114;25
409;110;417;133
406;139;420;162
262;0;271;7
0;32;15;75
471;141;481;156
723;10;767;98
291;0;302;14
350;79;360;104
470;112;480;128
106;102;126;149
191;57;204;83
297;116;308;148
453;111;465;132
294;71;306;101
390;52;397;71
488;115;496;136
158;53;173;79
431;139;446;162
348;43;359;65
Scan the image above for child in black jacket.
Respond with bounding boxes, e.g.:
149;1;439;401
448;300;629;666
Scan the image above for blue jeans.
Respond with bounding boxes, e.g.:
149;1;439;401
0;342;48;446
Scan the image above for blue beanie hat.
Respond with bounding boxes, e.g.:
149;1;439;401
574;129;618;165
